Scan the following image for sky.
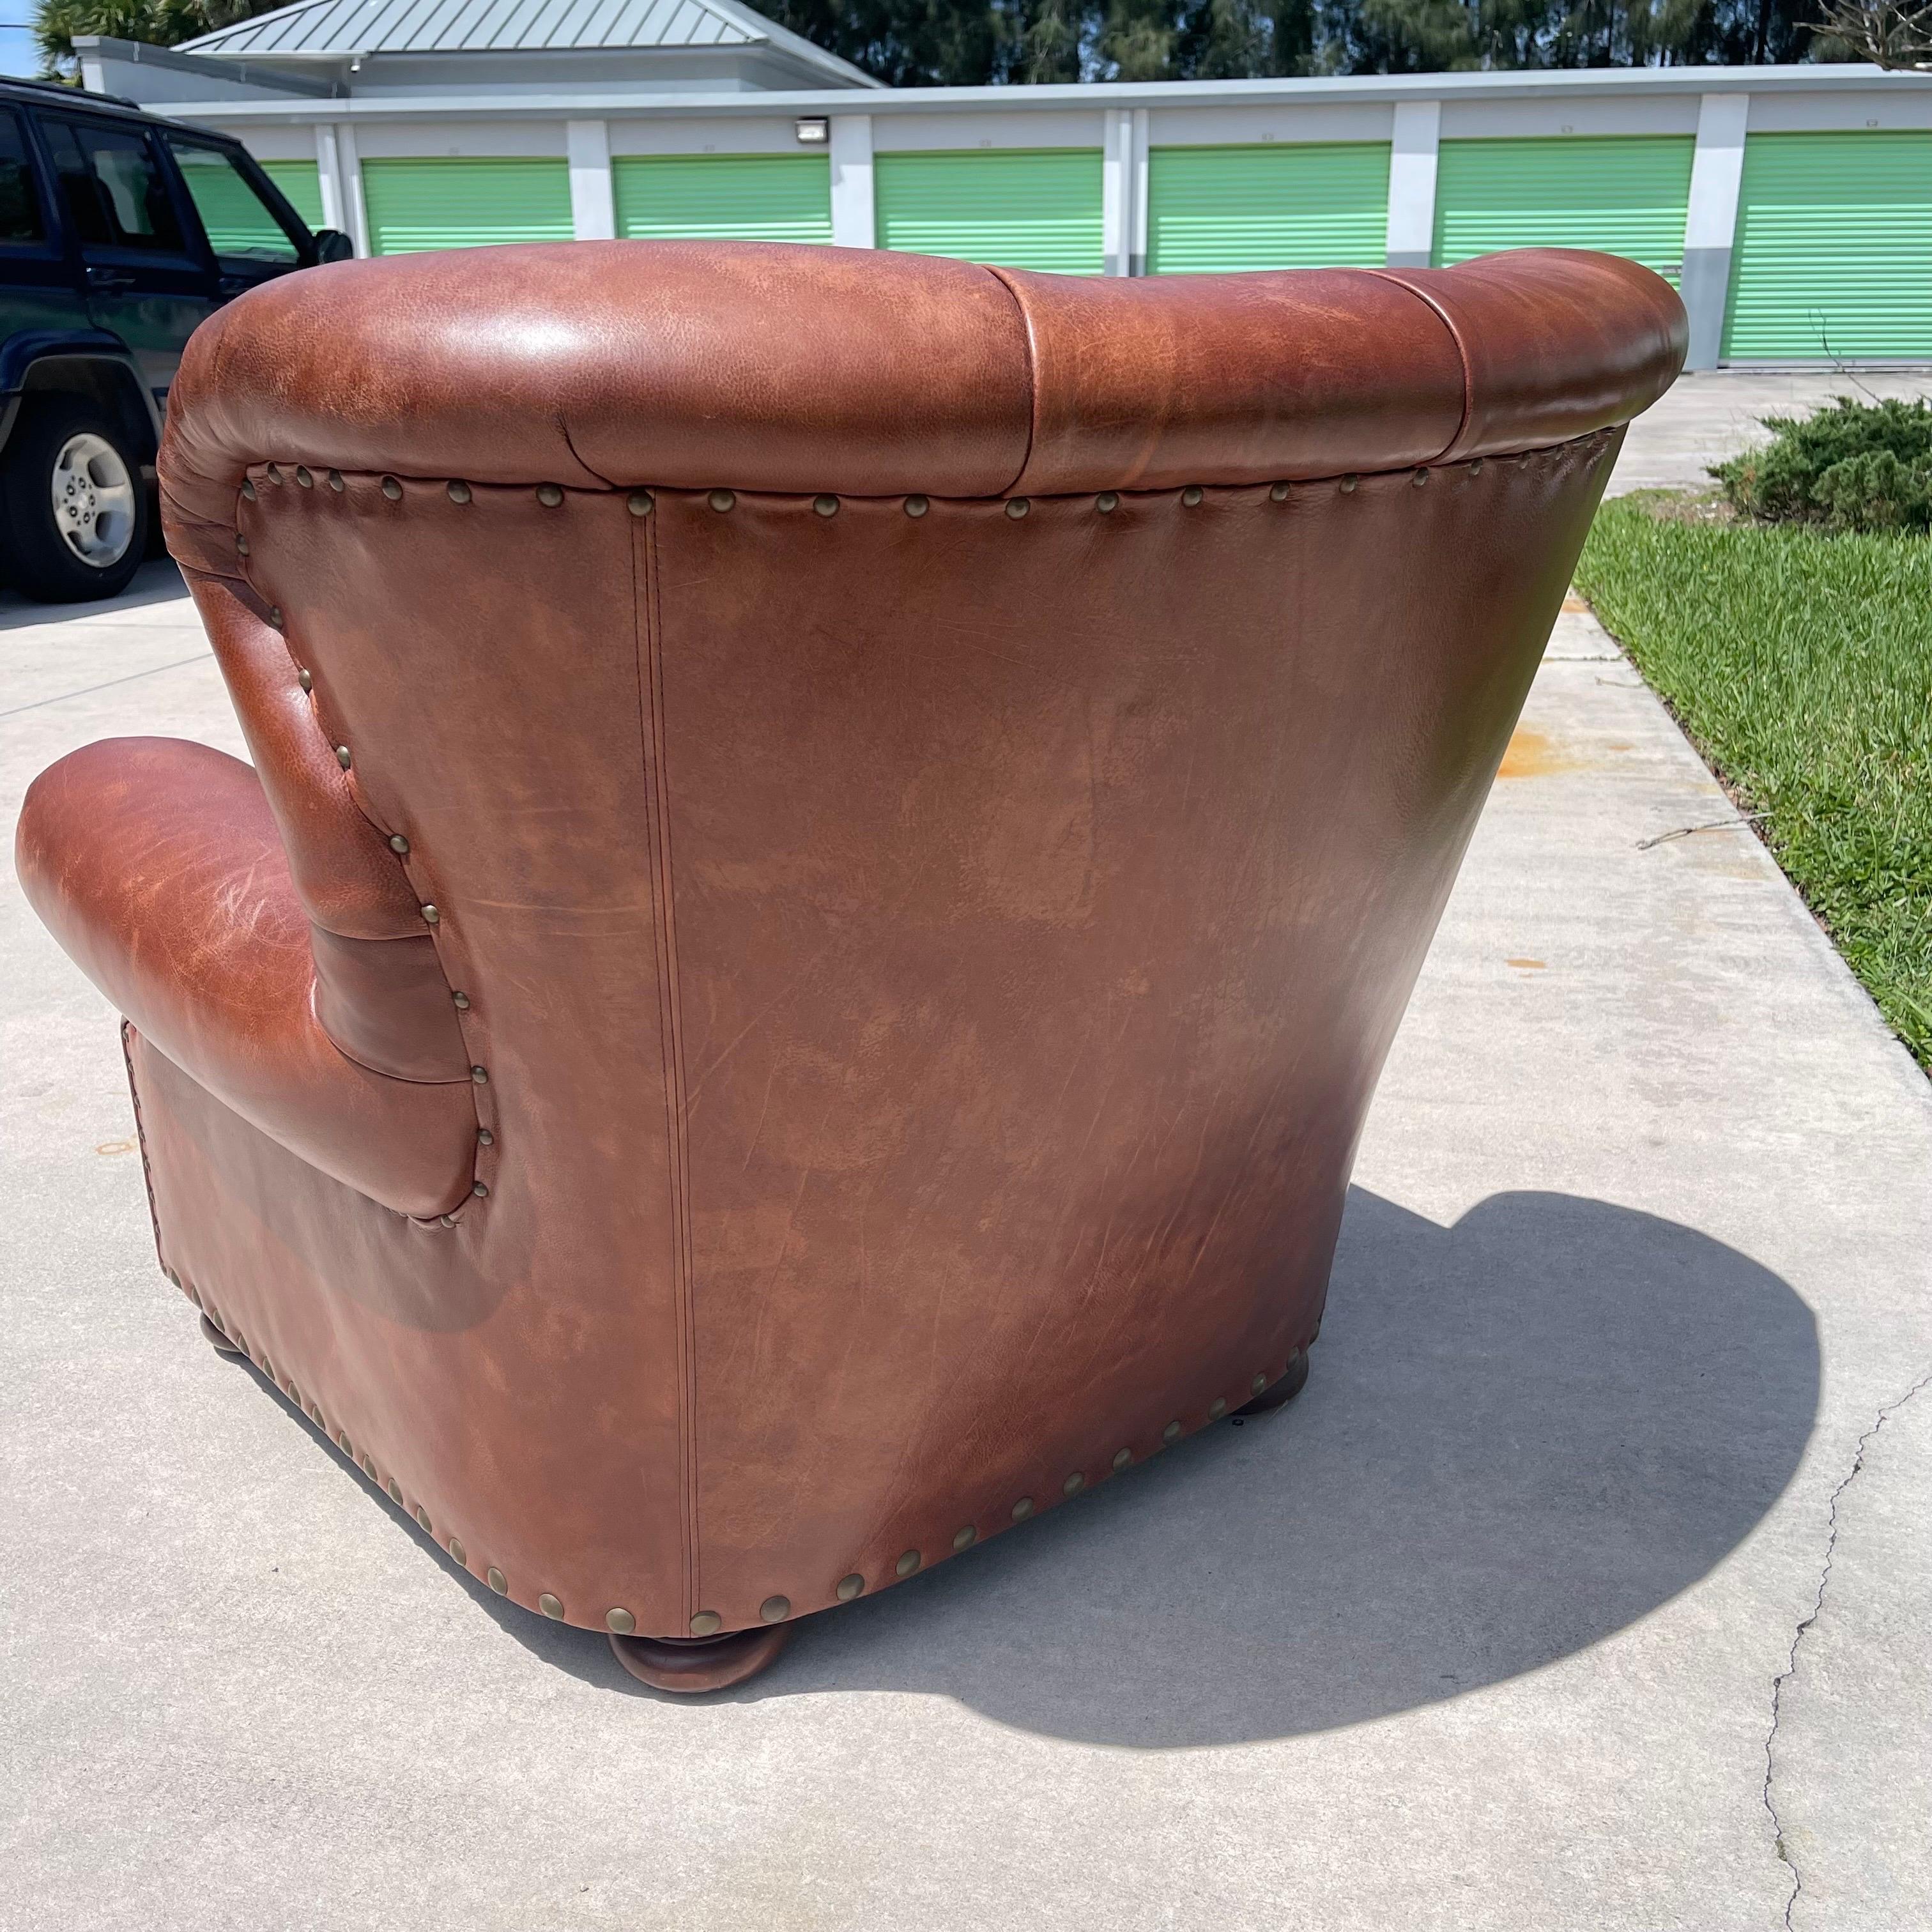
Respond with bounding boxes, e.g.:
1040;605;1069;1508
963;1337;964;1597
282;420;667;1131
0;0;36;78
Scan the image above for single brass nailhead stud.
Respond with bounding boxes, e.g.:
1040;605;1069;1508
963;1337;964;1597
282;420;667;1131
381;476;402;500
1208;1398;1228;1421
606;1607;636;1634
240;479;256;501
471;1066;489;1084
539;1593;564;1620
1413;468;1429;487
1004;498;1029;519
1096;491;1118;513
813;494;839;518
903;494;928;518
337;1429;351;1455
487;1567;507;1595
1340;475;1358;493
296;466;313;489
269;606;283;629
1181;485;1204;506
388;832;410;854
188;1287;201;1307
1252;1372;1269;1394
420;904;439;925
836;1574;865;1601
1163;1420;1182;1444
537;484;564;507
440;1215;457;1229
708;489;735;512
1469;457;1485;475
447;480;471;504
477;1128;494;1146
308;1402;322;1423
761;1595;792;1623
1011;1497;1034;1521
335;745;352;769
690;1609;722;1636
952;1524;977;1552
449;1536;466;1567
297;668;311;691
471;1182;488;1199
1270;481;1290;502
387;1478;403;1505
895;1549;921;1578
415;1505;431;1533
360;1453;376;1478
265;463;282;485
235;534;249;556
1112;1447;1131;1471
327;470;344;493
260;1358;273;1381
452;991;470;1009
628;490;653;516
1062;1472;1085;1497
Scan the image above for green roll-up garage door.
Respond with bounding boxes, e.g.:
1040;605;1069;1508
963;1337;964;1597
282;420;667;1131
259;159;324;229
1723;133;1932;362
362;157;573;254
875;149;1103;275
1147;142;1390;273
1433;135;1692;281
613;153;831;244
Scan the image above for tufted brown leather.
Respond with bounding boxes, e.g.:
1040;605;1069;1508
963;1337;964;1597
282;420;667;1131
19;243;1682;1644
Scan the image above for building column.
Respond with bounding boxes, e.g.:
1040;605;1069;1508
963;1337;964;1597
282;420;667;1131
334;120;371;257
1130;108;1150;276
1682;92;1749;371
313;122;346;236
1384;98;1440;270
567;119;616;241
1103;107;1137;277
829;114;874;249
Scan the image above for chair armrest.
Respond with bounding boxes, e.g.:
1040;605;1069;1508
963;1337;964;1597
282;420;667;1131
16;737;476;1219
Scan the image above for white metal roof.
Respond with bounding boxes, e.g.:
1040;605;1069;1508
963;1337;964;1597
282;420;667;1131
178;0;878;84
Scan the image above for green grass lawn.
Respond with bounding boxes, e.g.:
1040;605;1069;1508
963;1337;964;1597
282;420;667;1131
1577;495;1932;1072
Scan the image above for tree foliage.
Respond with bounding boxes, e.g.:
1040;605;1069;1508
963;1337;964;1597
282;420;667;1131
34;0;282;76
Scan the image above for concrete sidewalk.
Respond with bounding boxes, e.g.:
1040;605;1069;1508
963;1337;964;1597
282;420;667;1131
4;443;1931;1928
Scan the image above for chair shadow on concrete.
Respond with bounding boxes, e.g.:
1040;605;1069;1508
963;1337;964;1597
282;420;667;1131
329;1185;1820;1748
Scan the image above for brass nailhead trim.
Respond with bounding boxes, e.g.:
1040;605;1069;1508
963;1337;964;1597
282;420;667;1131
240;479;256;501
381;476;402;500
470;1066;488;1085
1162;1421;1182;1443
1270;482;1290;502
1470;457;1485;475
1413;468;1429;487
415;1505;431;1533
708;489;735;513
440;1215;458;1229
1181;486;1203;506
1096;492;1118;513
452;991;470;1009
952;1525;977;1552
903;494;928;518
327;470;344;493
448;1536;466;1567
760;1595;792;1623
1112;1447;1131;1471
1062;1472;1085;1497
1208;1398;1228;1421
334;746;352;769
447;480;471;504
1252;1372;1269;1395
812;494;839;518
1004;498;1029;519
1340;475;1358;493
260;1358;273;1381
537;484;564;507
235;535;249;556
360;1453;376;1478
337;1429;352;1455
387;1478;403;1505
628;490;653;516
471;1182;488;1199
477;1128;494;1146
487;1567;507;1594
296;668;311;692
389;833;410;854
607;1607;636;1634
1011;1497;1034;1521
420;904;440;924
539;1593;564;1620
265;463;282;485
836;1573;865;1600
894;1549;921;1578
689;1610;722;1636
295;466;313;489
269;606;283;629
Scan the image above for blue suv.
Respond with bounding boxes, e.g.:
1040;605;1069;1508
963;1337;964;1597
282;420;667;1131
1;75;349;602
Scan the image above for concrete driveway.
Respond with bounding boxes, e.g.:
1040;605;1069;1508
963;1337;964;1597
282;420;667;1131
4;378;1930;1930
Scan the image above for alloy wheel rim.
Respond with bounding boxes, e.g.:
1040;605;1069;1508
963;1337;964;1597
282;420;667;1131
50;433;137;569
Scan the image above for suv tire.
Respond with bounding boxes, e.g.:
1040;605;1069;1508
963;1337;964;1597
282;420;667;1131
1;397;151;603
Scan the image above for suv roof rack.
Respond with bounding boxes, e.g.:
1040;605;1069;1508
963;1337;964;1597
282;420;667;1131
1;73;144;114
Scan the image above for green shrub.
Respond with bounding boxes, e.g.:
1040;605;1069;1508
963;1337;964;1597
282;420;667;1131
1712;396;1932;534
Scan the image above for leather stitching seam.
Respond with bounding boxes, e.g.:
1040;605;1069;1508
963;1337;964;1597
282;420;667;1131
119;1020;165;1272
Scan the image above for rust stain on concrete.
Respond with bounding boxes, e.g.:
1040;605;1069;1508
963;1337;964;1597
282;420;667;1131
1498;726;1583;779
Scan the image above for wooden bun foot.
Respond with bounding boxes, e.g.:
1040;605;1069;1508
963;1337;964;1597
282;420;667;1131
609;1622;793;1693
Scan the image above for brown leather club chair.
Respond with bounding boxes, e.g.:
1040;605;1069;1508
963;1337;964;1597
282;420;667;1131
17;243;1683;1692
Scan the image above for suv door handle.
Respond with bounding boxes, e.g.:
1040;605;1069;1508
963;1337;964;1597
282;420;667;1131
86;266;136;290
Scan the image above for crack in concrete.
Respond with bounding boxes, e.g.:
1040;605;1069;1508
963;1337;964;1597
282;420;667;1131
1764;1371;1932;1929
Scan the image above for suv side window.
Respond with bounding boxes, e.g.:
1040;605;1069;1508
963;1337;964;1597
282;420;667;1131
164;137;302;274
41;116;188;256
1;107;49;247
